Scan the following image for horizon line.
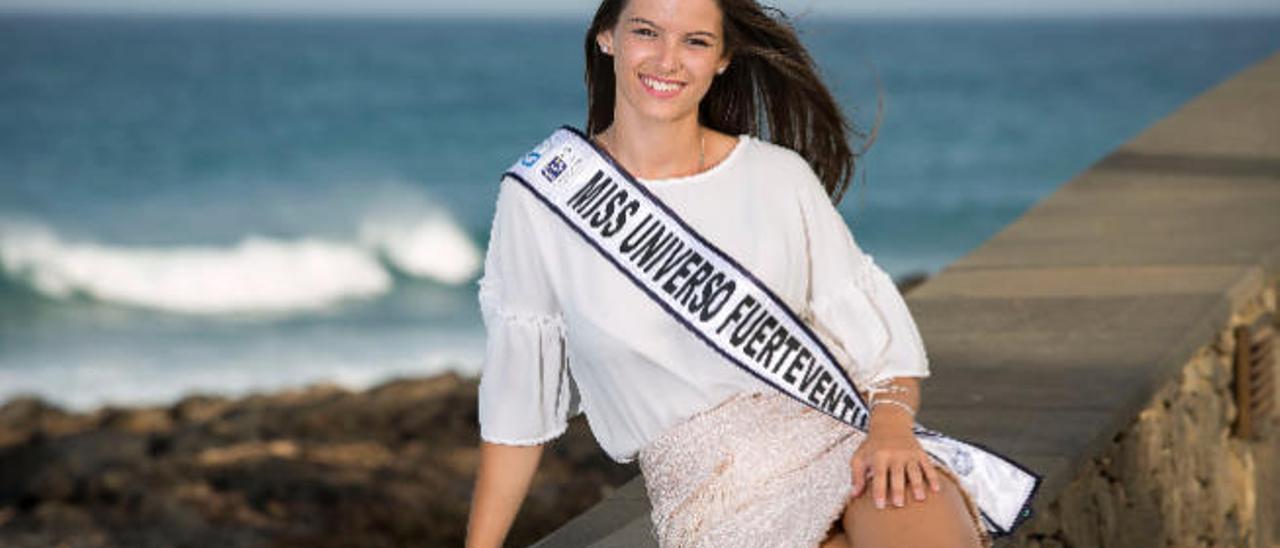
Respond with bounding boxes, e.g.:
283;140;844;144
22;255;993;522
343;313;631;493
3;6;1280;20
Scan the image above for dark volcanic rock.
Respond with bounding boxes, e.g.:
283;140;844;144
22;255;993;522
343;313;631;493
0;371;637;547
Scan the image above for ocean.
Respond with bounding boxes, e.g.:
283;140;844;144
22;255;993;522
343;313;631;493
1;12;1277;411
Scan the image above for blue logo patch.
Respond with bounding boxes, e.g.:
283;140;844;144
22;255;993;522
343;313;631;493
950;447;974;477
520;151;541;168
540;156;567;182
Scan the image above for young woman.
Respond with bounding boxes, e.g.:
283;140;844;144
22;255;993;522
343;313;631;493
467;0;997;546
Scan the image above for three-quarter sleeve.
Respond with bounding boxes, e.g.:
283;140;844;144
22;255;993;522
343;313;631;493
795;165;931;400
474;176;582;445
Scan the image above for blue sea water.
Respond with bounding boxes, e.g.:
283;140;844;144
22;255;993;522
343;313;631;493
1;13;1277;410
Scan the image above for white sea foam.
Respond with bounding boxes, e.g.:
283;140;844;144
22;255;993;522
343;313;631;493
0;218;393;315
358;210;481;284
0;182;485;315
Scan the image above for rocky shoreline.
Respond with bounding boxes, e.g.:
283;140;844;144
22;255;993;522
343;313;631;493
0;372;637;547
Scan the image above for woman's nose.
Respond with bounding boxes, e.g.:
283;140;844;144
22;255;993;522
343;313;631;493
656;39;679;73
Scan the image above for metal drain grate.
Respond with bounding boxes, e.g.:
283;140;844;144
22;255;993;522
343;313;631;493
1233;310;1276;440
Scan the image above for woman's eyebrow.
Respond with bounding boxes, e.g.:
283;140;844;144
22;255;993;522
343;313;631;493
626;16;719;39
626;16;659;28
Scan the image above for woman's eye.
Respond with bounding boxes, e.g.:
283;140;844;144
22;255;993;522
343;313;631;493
632;28;657;37
688;38;711;48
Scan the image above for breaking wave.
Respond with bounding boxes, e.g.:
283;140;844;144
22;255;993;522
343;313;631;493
0;209;483;315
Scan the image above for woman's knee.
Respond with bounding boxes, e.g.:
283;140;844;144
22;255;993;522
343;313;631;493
840;470;982;548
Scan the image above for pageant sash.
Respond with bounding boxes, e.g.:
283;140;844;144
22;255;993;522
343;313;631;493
503;126;1040;536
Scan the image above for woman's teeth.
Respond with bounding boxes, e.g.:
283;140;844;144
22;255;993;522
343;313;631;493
641;75;683;93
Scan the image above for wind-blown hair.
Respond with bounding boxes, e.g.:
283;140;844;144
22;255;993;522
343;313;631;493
584;0;879;205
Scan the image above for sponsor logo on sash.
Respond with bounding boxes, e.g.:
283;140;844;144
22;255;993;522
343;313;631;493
541;155;567;182
951;446;975;477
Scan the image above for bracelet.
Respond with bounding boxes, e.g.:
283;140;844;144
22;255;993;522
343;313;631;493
866;383;912;400
870;398;916;418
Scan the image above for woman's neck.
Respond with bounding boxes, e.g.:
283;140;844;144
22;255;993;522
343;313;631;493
599;111;703;180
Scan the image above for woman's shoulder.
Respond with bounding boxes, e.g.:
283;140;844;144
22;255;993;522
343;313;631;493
729;134;813;176
493;173;557;232
734;134;824;198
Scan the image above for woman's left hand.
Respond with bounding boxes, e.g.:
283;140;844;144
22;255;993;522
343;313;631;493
848;413;942;509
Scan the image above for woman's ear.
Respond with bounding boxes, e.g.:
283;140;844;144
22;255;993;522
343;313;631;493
716;55;731;75
596;29;615;55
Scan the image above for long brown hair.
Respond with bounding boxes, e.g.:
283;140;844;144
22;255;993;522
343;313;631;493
583;0;878;206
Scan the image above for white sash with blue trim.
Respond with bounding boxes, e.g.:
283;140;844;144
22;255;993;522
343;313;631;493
503;126;1040;536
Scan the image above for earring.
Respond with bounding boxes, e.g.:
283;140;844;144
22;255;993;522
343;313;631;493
716;65;727;75
600;44;611;55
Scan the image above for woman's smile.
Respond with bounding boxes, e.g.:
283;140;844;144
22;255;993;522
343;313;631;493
638;73;686;98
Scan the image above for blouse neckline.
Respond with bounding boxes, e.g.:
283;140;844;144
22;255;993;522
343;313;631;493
635;134;752;188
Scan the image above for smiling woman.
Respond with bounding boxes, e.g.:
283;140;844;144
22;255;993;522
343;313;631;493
582;0;857;198
596;7;728;128
464;1;1002;547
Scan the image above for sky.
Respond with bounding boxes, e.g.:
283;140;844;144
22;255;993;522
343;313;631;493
2;0;1279;18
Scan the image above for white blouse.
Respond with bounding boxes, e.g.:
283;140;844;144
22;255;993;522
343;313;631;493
475;134;931;464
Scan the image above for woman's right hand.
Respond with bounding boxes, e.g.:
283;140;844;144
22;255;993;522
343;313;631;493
848;405;941;510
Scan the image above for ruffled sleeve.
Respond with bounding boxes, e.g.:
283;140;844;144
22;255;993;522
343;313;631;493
474;176;582;445
794;167;931;400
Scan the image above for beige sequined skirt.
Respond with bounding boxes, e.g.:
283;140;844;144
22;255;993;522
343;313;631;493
637;390;991;548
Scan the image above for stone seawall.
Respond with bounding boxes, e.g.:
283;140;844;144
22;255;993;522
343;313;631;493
1006;285;1276;547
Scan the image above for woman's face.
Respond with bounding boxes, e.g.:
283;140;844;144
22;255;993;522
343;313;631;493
596;0;730;126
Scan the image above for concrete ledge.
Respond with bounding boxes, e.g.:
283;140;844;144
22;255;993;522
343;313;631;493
534;51;1280;547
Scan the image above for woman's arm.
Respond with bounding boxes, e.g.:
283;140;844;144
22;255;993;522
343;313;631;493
466;441;546;548
867;377;918;433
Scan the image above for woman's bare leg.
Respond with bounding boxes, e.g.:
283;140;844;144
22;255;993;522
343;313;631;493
837;469;982;548
819;527;849;545
820;528;850;548
819;521;850;548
